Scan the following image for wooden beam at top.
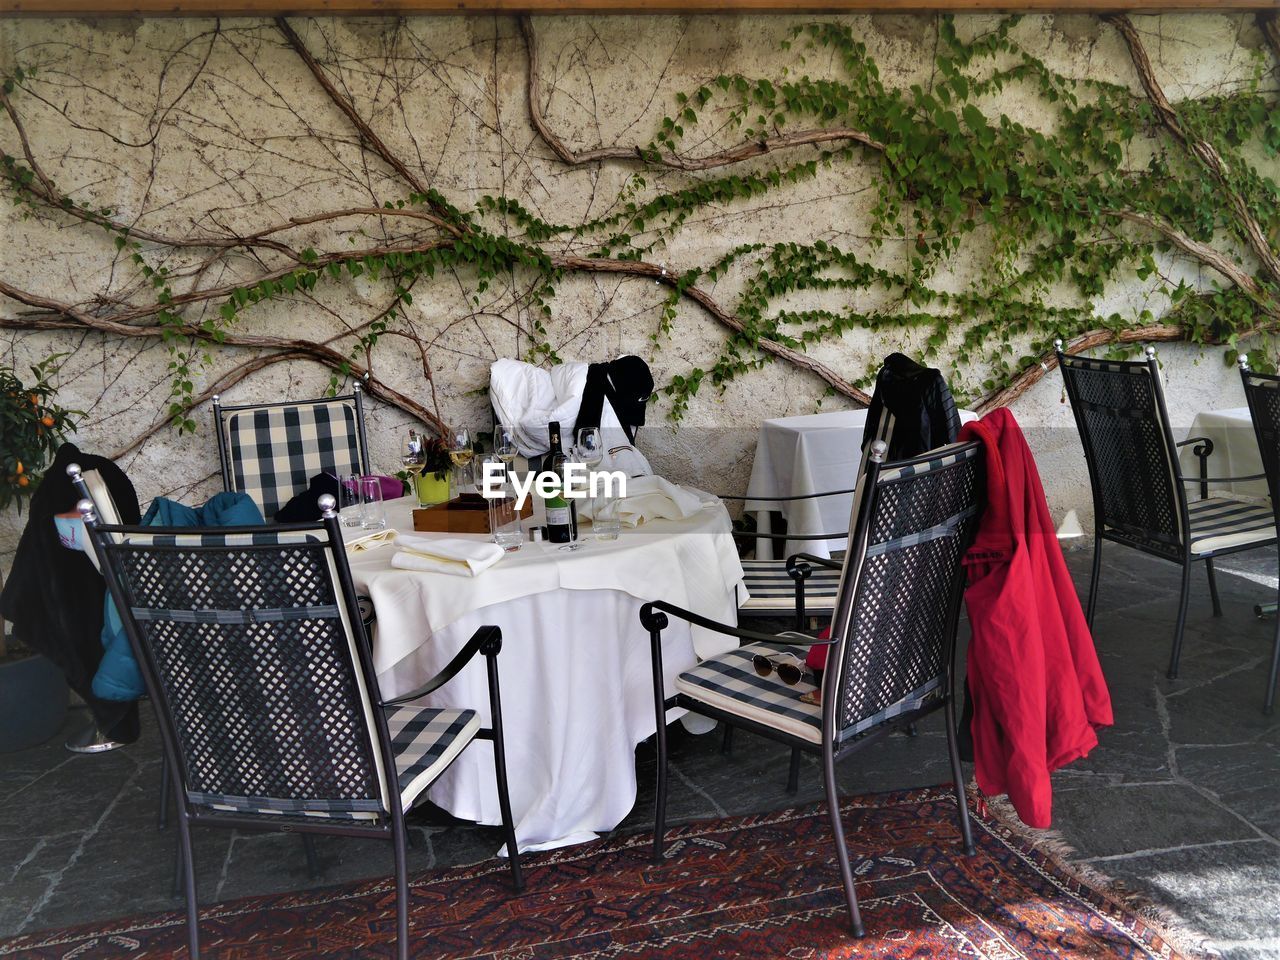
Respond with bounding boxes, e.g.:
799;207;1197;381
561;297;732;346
2;0;1276;14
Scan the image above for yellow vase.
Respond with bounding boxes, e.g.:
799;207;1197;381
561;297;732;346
414;472;450;508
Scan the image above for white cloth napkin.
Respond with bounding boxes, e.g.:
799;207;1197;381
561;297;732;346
579;476;702;527
391;535;506;577
345;529;398;553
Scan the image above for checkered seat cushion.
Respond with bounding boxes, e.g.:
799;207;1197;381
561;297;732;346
1187;497;1277;555
675;641;943;745
190;704;479;821
226;402;364;518
738;559;842;615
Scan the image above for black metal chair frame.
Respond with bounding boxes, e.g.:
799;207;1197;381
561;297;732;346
212;383;372;506
1057;341;1274;680
1236;355;1280;714
640;440;983;937
78;494;523;960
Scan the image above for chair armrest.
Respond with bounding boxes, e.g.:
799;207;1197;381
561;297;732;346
786;552;844;574
380;625;501;707
1175;436;1214;454
639;600;837;645
1177;473;1268;484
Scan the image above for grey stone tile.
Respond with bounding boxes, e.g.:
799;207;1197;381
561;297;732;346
1101;839;1280;955
1050;783;1258;859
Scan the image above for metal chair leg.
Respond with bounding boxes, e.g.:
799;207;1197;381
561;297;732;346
175;813;200;960
391;816;410;960
1206;559;1223;617
1266;584;1280;715
484;649;525;893
1167;562;1194;680
944;696;976;856
785;747;801;795
1085;533;1103;628
643;613;671;863
302;834;321;879
720;725;735;756
158;754;170;830
821;747;865;937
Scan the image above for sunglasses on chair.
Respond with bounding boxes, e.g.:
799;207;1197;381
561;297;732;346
752;653;806;686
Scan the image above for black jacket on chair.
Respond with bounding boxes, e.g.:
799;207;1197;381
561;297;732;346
0;442;142;738
863;353;961;461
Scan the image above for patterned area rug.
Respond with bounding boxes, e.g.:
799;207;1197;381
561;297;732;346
0;787;1186;959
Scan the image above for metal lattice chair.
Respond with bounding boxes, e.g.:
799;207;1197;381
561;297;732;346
1058;342;1276;680
1237;356;1280;713
213;385;371;518
640;440;984;937
78;493;523;960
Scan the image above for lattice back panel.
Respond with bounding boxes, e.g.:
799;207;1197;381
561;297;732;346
109;535;382;811
834;449;982;733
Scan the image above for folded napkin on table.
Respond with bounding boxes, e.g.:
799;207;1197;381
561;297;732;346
345;529;398;553
578;475;702;527
391;534;506;577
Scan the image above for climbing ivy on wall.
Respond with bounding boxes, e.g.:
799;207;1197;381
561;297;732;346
0;12;1278;451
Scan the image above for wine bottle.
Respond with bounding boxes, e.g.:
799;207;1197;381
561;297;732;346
545;421;578;544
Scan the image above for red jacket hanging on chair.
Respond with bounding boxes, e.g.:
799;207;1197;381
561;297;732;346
959;408;1112;828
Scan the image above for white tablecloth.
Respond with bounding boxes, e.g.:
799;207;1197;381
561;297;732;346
744;408;976;559
347;494;744;850
1179;407;1267;499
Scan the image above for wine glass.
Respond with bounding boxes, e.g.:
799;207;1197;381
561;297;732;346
402;431;427;507
575;427;607;540
449;426;474;496
495;423;518;468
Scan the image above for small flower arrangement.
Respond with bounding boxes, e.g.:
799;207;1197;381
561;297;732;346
421;434;452;480
0;355;78;513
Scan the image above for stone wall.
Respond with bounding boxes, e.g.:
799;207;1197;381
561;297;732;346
1;13;1275;560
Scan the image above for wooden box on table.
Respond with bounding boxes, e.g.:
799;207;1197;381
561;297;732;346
411;494;532;534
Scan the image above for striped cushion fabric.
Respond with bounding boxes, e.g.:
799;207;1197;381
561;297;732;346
226;401;363;518
676;641;942;745
739;559;841;614
189;704;478;821
1187;497;1276;555
386;705;479;811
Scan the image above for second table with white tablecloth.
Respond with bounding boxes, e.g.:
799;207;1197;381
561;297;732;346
347;493;744;850
744;407;976;560
1178;407;1269;499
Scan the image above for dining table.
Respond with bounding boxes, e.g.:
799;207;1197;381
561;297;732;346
745;407;977;560
344;489;745;851
1178;406;1268;499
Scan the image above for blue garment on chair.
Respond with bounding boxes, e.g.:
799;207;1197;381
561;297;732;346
91;492;264;701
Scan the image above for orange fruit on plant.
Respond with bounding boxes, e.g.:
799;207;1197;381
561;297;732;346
18;475;29;487
14;462;22;474
41;415;54;427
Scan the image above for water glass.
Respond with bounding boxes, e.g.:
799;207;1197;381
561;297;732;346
339;474;364;528
360;475;387;530
593;496;622;541
485;458;523;552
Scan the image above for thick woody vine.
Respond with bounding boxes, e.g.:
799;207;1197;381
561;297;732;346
0;13;1278;455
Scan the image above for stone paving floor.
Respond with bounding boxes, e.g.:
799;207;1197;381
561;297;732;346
1;547;1277;958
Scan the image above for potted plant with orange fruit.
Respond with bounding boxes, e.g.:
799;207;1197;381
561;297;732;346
0;356;77;752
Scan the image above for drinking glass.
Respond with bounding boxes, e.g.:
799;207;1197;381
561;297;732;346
495;423;518;468
449;426;474;497
402;432;427;507
576;427;612;539
484;455;524;552
339;474;364;528
360;475;386;530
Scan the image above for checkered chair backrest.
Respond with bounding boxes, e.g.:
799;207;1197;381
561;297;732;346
215;393;369;518
1058;351;1186;560
826;442;984;739
87;523;392;820
1241;368;1280;514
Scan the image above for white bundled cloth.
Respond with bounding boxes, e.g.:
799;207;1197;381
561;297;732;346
391;535;506;577
578;476;703;527
489;358;653;477
344;529;397;553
